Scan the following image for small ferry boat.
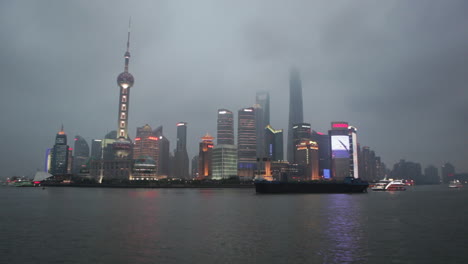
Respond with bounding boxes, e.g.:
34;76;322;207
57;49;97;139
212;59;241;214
448;180;463;188
371;179;406;191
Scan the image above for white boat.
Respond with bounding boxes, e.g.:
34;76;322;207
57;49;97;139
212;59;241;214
449;180;462;188
371;179;406;191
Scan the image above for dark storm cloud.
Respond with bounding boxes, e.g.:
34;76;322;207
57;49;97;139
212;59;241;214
1;0;467;178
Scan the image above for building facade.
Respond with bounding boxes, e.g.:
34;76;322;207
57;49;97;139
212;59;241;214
264;125;283;161
50;126;69;176
212;144;238;180
174;122;189;179
295;140;319;180
198;133;214;179
238;107;257;178
217;109;234;145
287;68;304;162
255;91;270;157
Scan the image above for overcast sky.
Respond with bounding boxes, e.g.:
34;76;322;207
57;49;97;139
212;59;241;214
1;0;467;178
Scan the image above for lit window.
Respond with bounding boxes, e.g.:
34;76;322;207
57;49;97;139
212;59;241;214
120;130;125;137
122;96;127;103
121;112;126;119
121;104;127;111
120;121;126;128
122;88;128;94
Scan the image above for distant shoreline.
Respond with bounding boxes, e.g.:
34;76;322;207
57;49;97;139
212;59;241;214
40;183;255;189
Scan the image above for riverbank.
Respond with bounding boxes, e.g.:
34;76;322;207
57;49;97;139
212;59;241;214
40;182;255;189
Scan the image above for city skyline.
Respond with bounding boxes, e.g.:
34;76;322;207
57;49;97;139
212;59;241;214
1;1;468;178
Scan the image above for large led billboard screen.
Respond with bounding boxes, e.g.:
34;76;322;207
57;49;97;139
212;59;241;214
331;135;350;159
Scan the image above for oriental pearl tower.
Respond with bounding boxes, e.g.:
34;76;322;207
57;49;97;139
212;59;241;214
113;21;135;159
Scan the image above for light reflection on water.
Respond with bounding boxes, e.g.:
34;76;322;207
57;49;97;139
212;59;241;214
1;186;468;264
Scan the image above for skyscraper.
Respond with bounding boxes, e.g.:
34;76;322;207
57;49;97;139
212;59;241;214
295;140;319;180
73;135;90;174
291;123;311;163
154;126;170;177
329;122;351;181
238;107;256;178
311;131;331;179
174;122;189;179
134;125;158;158
50;126;69;176
255;91;270;157
198;133;214;179
264;125;283;161
90;139;103;160
348;126;359;179
217;109;234;145
287;68;304;162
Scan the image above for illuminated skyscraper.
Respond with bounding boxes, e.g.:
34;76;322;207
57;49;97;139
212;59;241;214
133;124;159;175
329;122;349;180
73;135;90;174
291;123;311;163
50;126;69;175
287;68;304;162
198;133;214;178
217;109;234;145
349;126;359;179
255;91;270;157
238;107;256;178
295;140;319;180
264;125;283;161
174;122;189;179
113;21;134;160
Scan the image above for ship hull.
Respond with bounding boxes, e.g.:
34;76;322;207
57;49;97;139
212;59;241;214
255;181;368;194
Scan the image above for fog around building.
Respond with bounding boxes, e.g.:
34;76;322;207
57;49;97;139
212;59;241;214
1;0;467;178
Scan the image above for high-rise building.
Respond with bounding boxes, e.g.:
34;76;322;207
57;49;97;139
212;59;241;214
217;109;234;145
174;122;189;179
154;126;170;177
424;165;440;184
90;139;103;160
212;144;238;180
50;126;69;175
329;122;350;181
238;107;257;178
295;140;319;180
191;155;199;178
134;124;159;162
73;135;90;174
198;133;214;179
441;162;455;184
348;126;359;179
311;131;331;179
287;68;304;162
255;91;270;157
264;125;283;161
390;159;422;182
292;123;311;163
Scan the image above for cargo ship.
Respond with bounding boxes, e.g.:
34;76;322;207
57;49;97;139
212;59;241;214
254;177;369;194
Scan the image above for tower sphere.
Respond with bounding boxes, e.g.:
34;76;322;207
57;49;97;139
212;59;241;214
117;72;134;88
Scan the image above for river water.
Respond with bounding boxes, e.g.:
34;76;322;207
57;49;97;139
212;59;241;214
1;185;466;264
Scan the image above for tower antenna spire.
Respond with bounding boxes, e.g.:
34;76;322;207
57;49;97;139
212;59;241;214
127;17;131;52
